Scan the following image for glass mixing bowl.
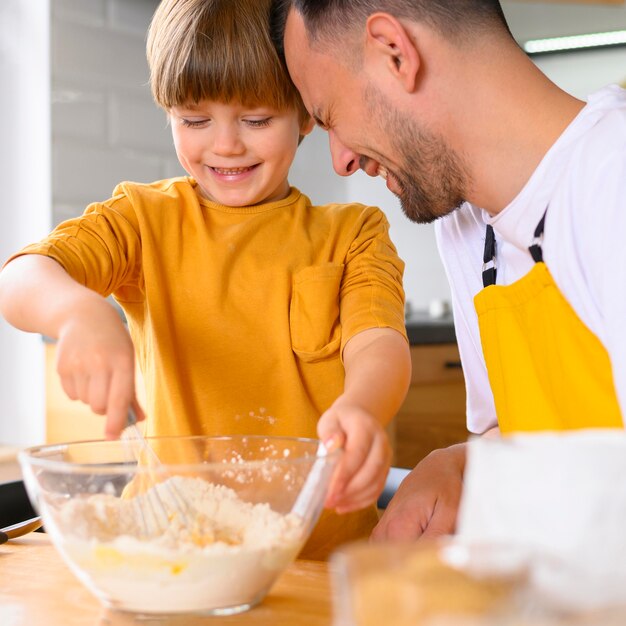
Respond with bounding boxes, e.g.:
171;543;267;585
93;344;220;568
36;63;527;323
19;435;340;616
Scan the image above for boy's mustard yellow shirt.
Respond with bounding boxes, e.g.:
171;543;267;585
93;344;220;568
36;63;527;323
15;177;407;558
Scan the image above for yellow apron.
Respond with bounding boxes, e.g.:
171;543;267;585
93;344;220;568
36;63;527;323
474;212;623;434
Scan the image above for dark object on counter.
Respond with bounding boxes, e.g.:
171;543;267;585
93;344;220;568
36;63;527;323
405;311;456;345
0;480;45;542
0;480;38;528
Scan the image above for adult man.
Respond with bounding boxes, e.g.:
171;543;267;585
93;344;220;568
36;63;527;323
271;0;626;541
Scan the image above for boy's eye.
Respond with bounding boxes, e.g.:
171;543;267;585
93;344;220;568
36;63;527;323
180;118;208;128
245;118;272;128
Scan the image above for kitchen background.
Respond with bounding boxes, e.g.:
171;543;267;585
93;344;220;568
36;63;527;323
1;0;626;447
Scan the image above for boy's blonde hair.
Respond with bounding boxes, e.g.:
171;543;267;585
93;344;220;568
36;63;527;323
147;0;309;124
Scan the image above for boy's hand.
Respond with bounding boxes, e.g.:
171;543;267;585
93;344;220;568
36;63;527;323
0;256;144;439
317;401;392;514
55;297;143;439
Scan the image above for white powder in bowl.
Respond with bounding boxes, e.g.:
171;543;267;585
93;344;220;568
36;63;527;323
53;477;305;614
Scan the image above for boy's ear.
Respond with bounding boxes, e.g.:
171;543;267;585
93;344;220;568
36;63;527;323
300;115;315;137
364;13;420;93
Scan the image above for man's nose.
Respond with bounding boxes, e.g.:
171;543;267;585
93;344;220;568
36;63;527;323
329;130;359;177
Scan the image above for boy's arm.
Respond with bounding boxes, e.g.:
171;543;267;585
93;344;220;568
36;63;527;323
318;327;411;513
0;255;141;438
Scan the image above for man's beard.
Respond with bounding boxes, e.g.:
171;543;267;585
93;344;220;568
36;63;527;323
365;86;468;224
393;131;468;224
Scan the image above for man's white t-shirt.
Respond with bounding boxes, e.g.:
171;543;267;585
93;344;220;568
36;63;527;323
435;85;626;434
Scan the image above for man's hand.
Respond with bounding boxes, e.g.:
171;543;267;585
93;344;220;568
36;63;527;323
371;443;466;541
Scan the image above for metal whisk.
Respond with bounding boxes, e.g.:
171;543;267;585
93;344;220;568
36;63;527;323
121;407;193;537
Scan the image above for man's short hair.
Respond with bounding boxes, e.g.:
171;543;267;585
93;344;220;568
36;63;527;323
148;0;308;122
271;0;511;53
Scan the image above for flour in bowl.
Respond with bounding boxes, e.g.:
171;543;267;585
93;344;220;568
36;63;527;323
54;476;305;614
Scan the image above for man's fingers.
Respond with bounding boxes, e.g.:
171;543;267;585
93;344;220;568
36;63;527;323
420;497;460;538
372;505;426;541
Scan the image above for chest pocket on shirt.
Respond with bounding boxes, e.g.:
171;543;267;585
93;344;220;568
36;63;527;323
290;263;344;362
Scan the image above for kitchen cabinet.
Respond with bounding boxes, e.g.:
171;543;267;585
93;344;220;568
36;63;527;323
391;344;468;469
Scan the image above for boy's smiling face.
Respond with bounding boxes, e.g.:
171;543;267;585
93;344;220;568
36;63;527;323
170;100;314;207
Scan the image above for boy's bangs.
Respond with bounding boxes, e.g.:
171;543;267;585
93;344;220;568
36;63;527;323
177;47;294;112
147;0;309;121
154;15;296;112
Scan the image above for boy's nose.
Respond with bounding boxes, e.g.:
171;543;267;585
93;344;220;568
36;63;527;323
212;126;245;156
329;130;359;177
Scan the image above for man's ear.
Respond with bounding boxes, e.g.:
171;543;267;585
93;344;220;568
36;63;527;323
364;13;420;93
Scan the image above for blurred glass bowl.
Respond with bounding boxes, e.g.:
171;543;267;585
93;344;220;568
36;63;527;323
331;538;529;626
19;435;339;616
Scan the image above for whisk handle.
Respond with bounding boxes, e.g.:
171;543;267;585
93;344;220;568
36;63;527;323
127;406;138;427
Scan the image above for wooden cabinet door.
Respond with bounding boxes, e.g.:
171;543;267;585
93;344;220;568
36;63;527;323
392;344;468;468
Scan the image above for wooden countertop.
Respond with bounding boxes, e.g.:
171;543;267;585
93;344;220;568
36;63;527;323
0;534;333;626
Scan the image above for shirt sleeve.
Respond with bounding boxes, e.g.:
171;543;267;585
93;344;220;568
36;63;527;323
5;188;143;301
339;206;408;352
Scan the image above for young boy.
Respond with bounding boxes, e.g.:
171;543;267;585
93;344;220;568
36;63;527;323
0;0;410;559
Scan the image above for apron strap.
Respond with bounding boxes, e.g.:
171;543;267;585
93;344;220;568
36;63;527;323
482;209;547;287
482;225;497;287
528;210;547;263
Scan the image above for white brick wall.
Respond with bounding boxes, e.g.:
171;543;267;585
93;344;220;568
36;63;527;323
108;0;158;35
52;140;162;204
51;0;183;223
54;0;106;26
